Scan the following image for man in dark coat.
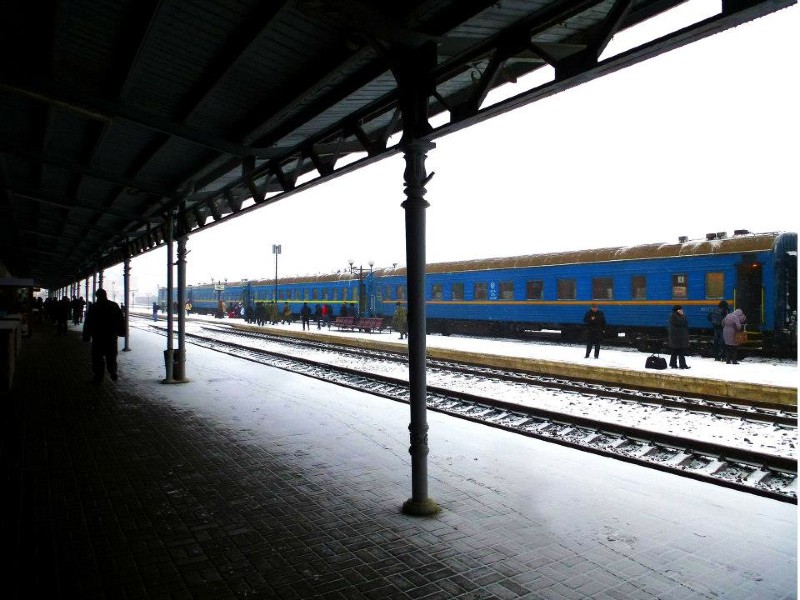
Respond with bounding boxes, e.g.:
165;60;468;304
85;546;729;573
707;300;729;361
667;305;690;369
82;288;124;384
583;303;606;359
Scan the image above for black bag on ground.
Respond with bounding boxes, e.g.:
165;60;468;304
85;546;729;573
645;354;667;370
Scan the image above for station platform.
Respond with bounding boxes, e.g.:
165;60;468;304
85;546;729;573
2;323;796;599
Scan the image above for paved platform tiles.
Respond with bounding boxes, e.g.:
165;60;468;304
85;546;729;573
3;324;796;599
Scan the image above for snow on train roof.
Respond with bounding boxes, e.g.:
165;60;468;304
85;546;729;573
392;231;793;276
206;231;793;287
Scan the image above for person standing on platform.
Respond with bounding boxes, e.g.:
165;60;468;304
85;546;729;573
393;303;408;340
300;302;311;331
707;300;730;361
152;301;159;321
583;303;606;359
282;302;292;324
82;288;124;384
722;308;747;364
321;303;330;329
56;295;71;335
667;305;691;369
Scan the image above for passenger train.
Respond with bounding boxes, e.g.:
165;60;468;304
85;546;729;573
160;230;797;356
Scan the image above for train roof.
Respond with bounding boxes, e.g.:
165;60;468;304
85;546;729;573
184;231;795;289
381;231;796;276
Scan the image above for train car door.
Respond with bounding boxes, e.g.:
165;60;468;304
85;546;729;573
736;261;763;326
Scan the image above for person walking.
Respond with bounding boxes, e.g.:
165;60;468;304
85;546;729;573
152;301;159;321
583;303;606;359
300;302;311;331
82;288;124;384
722;308;747;364
667;305;691;369
707;300;730;360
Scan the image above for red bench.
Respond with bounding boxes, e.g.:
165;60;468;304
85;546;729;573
355;317;384;332
333;316;384;332
333;316;356;330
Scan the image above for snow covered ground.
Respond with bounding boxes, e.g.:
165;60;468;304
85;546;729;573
134;309;798;460
138;308;798;390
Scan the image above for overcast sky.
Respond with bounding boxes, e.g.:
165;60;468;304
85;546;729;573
103;1;798;302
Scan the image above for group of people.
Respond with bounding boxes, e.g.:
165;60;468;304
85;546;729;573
585;301;748;368
40;295;87;334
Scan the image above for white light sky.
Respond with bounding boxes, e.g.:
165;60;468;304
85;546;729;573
103;1;798;302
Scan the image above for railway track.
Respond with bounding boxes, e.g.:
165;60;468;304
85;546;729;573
207;324;797;426
135;318;797;503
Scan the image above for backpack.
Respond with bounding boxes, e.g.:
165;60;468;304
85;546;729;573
708;308;723;327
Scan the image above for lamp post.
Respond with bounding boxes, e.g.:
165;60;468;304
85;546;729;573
348;259;373;317
272;244;281;303
213;277;226;318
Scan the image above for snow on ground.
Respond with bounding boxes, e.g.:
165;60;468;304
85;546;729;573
135;308;798;458
137;308;798;390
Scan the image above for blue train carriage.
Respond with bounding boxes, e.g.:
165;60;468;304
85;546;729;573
376;230;796;355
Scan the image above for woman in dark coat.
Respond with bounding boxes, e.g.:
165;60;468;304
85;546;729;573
722;308;747;364
667;305;690;369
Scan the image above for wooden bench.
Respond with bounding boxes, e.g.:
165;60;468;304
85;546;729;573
333;316;356;330
355;317;384;333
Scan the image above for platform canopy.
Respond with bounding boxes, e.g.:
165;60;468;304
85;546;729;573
0;0;793;289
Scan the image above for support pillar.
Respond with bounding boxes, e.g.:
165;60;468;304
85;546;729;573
99;270;104;290
92;273;97;301
163;210;175;383
400;138;440;517
172;234;189;382
122;256;131;351
84;278;89;302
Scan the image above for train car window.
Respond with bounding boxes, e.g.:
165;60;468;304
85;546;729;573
312;288;319;300
452;283;464;300
632;276;647;299
592;277;614;300
385;285;392;300
706;272;724;298
342;288;348;301
474;282;488;300
397;285;406;300
353;287;359;301
557;279;576;300
322;288;328;300
500;281;514;300
672;274;688;299
526;280;543;300
432;283;443;300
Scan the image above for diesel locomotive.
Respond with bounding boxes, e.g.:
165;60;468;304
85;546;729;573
161;230;797;356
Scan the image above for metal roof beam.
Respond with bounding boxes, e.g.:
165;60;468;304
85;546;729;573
0;80;259;158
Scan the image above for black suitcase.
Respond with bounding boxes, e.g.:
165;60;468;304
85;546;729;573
645;354;667;370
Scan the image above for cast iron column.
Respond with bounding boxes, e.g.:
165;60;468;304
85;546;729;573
163;211;175;383
401;139;440;516
123;256;131;351
173;233;188;382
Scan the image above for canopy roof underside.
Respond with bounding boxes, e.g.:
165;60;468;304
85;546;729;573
0;0;794;288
